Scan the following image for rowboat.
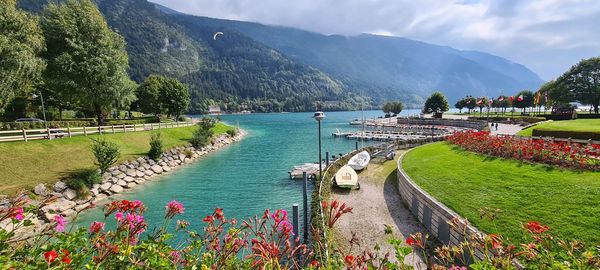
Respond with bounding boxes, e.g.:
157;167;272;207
348;150;370;171
335;165;359;189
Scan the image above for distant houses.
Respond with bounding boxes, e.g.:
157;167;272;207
208;105;222;115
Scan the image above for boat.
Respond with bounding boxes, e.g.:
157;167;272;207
288;163;320;179
348;150;370;171
335;165;359;189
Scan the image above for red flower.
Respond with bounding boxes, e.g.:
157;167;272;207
61;250;71;264
344;255;355;266
44;250;58;263
89;221;105;234
406;236;415;246
202;215;214;223
309;260;319;267
526;221;549;234
214;208;224;220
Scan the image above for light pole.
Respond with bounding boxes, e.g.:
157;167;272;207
313;111;325;180
32;92;48;130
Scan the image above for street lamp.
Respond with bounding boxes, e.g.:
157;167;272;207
313;111;325;180
31;92;48;130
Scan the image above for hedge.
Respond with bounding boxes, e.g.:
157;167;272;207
532;129;600;140
468;116;545;124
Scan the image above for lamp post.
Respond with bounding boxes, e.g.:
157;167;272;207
32;92;48;130
313;111;325;180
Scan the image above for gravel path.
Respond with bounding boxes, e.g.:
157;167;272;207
331;151;427;268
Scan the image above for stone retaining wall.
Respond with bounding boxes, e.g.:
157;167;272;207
397;118;487;130
396;148;486;260
1;131;245;240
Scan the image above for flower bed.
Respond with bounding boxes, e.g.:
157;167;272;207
447;131;600;170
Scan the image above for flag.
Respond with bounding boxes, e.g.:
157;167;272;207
488;98;493;105
498;96;505;102
534;92;541;105
466;99;471;104
509;96;514;102
476;98;483;105
517;94;523;102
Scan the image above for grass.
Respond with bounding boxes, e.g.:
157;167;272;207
517;119;600;136
0;122;235;196
402;142;600;245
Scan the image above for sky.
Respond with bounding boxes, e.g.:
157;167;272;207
150;0;600;80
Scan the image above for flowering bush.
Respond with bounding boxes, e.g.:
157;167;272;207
446;131;600;170
0;196;598;269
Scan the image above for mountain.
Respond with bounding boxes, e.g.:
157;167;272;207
172;16;544;103
18;0;543;112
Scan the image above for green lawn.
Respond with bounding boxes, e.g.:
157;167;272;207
402;142;600;245
0;123;234;195
518;119;600;136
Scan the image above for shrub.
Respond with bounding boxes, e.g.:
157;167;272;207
183;149;193;158
148;132;163;161
65;169;101;191
91;138;120;173
190;121;214;148
226;128;238;137
177;115;188;122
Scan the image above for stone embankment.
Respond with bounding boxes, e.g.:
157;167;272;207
1;131;245;239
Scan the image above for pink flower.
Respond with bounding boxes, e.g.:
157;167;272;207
115;212;124;222
54;215;67;232
170;250;181;264
13;208;24;221
449;266;467;270
89;221;105;234
165;200;185;218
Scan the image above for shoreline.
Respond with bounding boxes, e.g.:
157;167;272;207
2;129;247;240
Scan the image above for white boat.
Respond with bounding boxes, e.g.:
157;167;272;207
348;150;370;171
335;165;359;189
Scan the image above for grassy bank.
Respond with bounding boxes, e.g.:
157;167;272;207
0;123;235;195
402;142;600;245
518;119;600;136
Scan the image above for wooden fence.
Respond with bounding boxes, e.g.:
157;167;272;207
0;121;194;143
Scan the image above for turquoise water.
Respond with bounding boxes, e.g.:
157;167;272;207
74;110;417;231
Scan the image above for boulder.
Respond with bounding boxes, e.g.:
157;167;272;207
62;209;76;217
116;180;127;187
151;165;163;174
144;170;154;176
125;169;137;177
192;153;199;159
159;161;167;167
53;181;67;193
34;184;48;196
127;182;137;189
63;189;77;200
90;188;99;196
75;203;91;212
142;163;151;170
130;160;140;167
136;157;146;164
134;178;145;184
93;194;108;204
116;173;126;179
184;158;193;164
148;159;156;166
111;170;121;176
118;165;127;171
162;166;171;172
110;185;123;193
41;198;76;213
167;156;174;161
42;212;57;222
178;154;186;161
100;183;112;192
126;163;136;169
123;176;135;183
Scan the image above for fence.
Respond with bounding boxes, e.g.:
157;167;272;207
0;121;194;143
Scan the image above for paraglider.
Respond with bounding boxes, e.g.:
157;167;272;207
213;32;224;40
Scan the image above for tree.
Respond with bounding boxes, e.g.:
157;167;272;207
514;90;533;113
390;101;404;115
41;0;135;126
160;78;190;119
556;57;600;113
136;76;163;117
454;99;465;113
382;102;392;115
0;0;45;112
91;138;120;174
422;92;449;114
465;97;477;114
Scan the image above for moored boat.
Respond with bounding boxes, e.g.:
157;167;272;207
335;165;359;189
348;150;370;171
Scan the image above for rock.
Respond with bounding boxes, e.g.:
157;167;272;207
162;166;171;172
92;184;100;189
90;188;99;196
62;209;76;217
159;161;167;167
167;156;174;161
116;173;126;179
134;178;145;184
53;181;67;193
126;163;136;169
168;161;177;167
142;163;151;170
123;176;135;183
49;192;63;198
130;160;139;167
136;157;145;164
184;158;193;164
75;203;91;212
34;184;48;196
110;185;123;193
93;194;108;204
127;182;137;188
102;172;112;179
151;165;163;174
118;165;127;171
178;154;186;161
100;183;112;191
63;189;77;200
111;170;121;176
125;169;137;177
41;198;76;213
136;170;145;177
42;212;57;222
192;153;199;159
148;159;156;166
175;160;182;165
116;180;127;187
145;170;154;176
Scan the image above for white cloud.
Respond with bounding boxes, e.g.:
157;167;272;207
150;0;600;80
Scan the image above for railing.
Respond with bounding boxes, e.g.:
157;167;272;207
0;121;194;143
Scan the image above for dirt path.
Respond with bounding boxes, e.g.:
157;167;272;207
331;151;427;267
